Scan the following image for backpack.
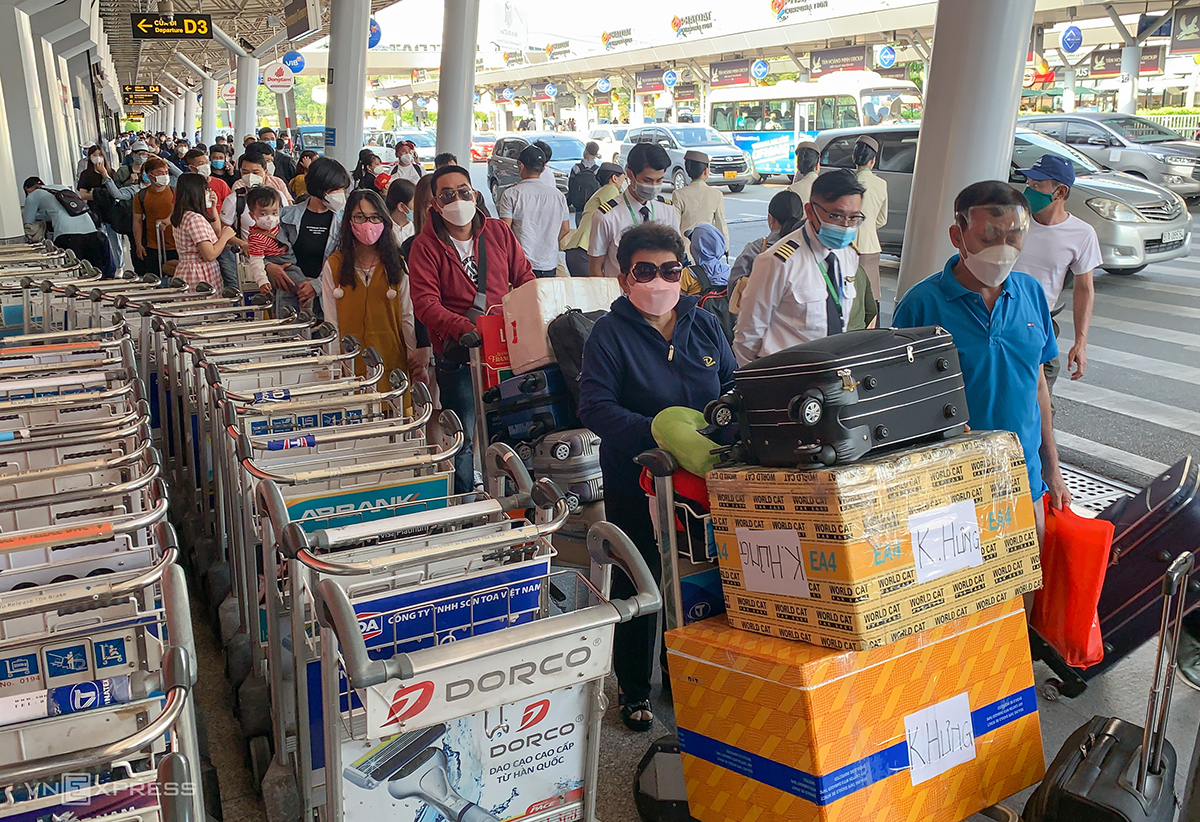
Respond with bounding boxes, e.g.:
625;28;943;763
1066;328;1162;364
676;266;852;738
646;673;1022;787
547;307;606;404
690;263;735;345
110;198;134;236
567;163;600;213
52;188;91;218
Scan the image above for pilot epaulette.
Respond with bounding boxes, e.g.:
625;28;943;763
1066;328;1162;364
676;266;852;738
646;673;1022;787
773;239;801;261
597;198;618;214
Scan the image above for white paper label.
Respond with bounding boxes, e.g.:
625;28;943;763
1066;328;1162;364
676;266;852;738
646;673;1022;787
904;692;976;786
908;500;983;585
735;528;808;597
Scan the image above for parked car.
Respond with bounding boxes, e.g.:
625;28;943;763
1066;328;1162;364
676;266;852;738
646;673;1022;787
1020;112;1200;199
487;133;584;202
364;130;396;164
618;124;752;192
390;129;438;172
587;125;629;163
815;124;1191;275
471;134;497;162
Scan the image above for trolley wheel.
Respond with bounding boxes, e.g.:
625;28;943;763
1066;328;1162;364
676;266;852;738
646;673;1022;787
788;390;824;427
1041;679;1062;701
482;385;500;404
247;735;272;789
553;442;572;461
566;493;580;512
516;442;534;462
815;444;837;466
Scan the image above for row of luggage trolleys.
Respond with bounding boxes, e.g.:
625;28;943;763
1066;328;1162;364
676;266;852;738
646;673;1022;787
0;241;662;822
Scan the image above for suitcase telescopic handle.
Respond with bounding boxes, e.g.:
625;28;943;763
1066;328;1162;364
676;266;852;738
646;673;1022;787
1139;551;1194;794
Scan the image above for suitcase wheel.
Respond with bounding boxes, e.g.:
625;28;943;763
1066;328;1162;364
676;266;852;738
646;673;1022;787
482;386;499;404
520;372;547;394
704;393;739;428
788;390;824;427
565;493;580;512
516;442;534;462
553;442;572;461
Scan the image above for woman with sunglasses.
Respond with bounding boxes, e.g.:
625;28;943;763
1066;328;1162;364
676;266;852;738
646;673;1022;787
577;222;736;732
319;188;426;390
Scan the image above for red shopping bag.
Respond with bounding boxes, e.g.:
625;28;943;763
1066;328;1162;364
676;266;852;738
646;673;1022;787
1031;497;1114;669
476;310;511;391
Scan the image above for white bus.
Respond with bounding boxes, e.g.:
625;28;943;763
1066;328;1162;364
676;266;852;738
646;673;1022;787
708;70;923;176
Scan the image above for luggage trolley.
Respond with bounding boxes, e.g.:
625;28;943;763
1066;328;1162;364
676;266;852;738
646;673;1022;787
311;516;661;822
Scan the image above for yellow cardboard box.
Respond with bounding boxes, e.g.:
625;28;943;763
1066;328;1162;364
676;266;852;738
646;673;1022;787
708;432;1041;647
666;599;1044;822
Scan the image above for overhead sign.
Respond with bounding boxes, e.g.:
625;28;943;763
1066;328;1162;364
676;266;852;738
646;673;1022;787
282;50;305;73
122;92;159;106
750;58;770;80
597;78;612;93
390;98;401;110
877;45;897;68
635;69;665;93
531;82;552;102
473;91;481;104
546;40;570;59
285;0;320;40
130;13;212;39
368;17;381;49
416;98;427;108
1088;46;1165;77
711;59;750;87
671;11;714;38
673;82;698;102
264;63;295;94
545;83;558;98
1171;7;1200;54
502;87;515;102
123;84;161;94
663;69;679;87
593;91;611;104
601;28;633;50
1060;25;1083;54
810;45;869;78
221;83;237;103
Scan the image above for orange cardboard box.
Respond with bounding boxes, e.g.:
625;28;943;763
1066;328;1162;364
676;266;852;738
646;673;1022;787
666;599;1044;822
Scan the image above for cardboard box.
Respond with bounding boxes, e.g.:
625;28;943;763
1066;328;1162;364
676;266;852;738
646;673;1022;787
501;277;621;374
707;432;1041;647
666;600;1045;822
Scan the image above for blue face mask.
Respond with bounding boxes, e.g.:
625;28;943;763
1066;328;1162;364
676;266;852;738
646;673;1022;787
141;171;151;184
211;159;226;170
816;220;857;250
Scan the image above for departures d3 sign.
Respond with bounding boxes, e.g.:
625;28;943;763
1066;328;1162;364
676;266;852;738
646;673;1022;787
130;13;212;39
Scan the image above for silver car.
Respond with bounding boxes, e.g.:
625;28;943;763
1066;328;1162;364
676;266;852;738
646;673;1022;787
1020;113;1200;199
618;124;753;192
816;125;1192;275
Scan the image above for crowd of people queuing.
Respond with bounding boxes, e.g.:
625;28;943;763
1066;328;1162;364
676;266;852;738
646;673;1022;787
24;124;1111;728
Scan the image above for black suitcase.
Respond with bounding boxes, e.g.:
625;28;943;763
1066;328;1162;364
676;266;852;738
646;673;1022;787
707;326;968;467
1024;552;1193;822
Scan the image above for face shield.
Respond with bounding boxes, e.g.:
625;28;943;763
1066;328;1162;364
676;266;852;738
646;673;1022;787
954;204;1030;287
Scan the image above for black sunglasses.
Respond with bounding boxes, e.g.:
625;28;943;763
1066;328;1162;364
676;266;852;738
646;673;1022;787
628;261;684;283
435;187;474;205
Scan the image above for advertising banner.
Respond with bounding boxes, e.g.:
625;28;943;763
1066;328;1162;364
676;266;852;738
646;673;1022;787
673;83;699;102
710;59;750;87
810;45;869;77
635;69;665;93
1088;46;1164;77
1172;6;1200;53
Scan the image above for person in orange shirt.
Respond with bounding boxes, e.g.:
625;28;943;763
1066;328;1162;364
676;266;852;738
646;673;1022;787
132;155;176;278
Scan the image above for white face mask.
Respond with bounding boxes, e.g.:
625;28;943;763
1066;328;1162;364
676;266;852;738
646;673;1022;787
962;243;1020;287
634;181;662;201
242;173;264;188
440;199;476;226
398;154;413;166
266;161;276;176
254;214;280;230
90;155;103;166
153;174;170;187
195;164;211;178
324;190;347;211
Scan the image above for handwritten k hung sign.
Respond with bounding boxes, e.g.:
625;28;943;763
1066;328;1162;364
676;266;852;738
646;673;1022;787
908;500;983;585
735;527;807;597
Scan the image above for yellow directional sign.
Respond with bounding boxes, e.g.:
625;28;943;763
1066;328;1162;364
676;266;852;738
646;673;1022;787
123;93;160;106
129;13;212;40
122;84;161;94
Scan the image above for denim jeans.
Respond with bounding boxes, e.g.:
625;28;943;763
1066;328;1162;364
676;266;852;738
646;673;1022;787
217;247;237;289
435;365;477;494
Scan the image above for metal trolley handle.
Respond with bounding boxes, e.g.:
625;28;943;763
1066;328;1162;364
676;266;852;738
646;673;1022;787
318;520;663;690
0;645;192;786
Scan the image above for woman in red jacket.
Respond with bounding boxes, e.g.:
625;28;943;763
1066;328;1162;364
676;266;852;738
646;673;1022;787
408;164;535;493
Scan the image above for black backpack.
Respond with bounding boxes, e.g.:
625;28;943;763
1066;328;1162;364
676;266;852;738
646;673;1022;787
548;307;606;404
567;163;600;213
52;188;91;218
110;197;134;236
690;263;735;345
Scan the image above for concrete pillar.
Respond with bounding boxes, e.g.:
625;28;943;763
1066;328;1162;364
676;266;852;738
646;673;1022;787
325;0;369;167
896;0;1036;299
201;78;217;146
58;54;83;157
235;55;259;142
164;98;177;138
534;101;544;131
436;0;480;163
174;90;187;138
1062;66;1076;113
184;89;197;142
33;40;75;183
274;92;287;131
1118;44;1139;115
0;3;54;182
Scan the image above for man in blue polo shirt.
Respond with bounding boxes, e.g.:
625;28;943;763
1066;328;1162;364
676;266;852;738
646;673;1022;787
893;180;1071;546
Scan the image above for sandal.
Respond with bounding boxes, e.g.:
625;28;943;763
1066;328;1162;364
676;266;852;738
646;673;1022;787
620;698;654;732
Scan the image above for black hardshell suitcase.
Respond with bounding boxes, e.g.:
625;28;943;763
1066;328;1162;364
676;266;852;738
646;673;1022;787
707;327;968;467
1024;552;1192;822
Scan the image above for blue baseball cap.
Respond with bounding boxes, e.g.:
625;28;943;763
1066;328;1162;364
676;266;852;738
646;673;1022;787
1020;154;1075;187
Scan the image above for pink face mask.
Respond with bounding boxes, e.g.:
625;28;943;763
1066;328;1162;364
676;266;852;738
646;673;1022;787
627;277;681;316
352;221;386;245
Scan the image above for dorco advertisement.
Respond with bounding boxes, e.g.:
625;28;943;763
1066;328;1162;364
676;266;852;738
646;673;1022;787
341;685;589;822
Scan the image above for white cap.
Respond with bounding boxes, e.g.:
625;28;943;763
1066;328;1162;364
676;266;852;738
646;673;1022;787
130;140;150;152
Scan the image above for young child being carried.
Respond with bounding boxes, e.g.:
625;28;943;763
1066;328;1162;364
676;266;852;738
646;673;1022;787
245;187;304;302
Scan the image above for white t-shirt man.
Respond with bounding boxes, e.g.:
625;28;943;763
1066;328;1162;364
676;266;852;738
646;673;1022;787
588;190;681;277
497;178;569;271
1015;214;1102;309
